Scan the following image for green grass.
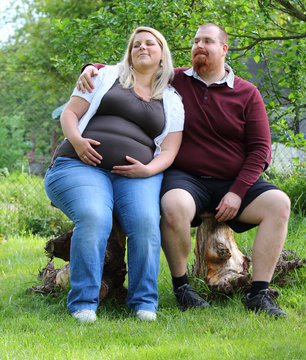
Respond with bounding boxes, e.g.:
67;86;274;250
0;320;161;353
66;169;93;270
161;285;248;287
0;225;305;360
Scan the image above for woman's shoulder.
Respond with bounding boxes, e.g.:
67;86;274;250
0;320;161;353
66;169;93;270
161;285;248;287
98;64;120;74
163;85;183;101
162;86;185;122
95;64;120;84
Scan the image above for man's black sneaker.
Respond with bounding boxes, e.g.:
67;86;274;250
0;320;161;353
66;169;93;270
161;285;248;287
174;284;210;311
246;289;286;318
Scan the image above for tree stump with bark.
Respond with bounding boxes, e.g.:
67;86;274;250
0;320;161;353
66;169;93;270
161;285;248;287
28;217;127;303
194;212;251;294
193;212;304;296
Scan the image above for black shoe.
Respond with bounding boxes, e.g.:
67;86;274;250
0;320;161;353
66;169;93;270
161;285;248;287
174;284;210;311
246;289;286;318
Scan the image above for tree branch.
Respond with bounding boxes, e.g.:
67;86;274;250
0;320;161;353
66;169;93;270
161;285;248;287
229;33;306;52
274;0;306;22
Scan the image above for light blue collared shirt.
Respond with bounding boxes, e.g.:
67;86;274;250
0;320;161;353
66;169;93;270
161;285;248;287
184;63;235;88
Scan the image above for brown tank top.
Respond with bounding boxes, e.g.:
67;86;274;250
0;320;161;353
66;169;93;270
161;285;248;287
52;79;165;169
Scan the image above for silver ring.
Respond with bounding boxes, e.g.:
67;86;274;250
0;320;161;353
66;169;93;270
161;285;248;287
83;155;87;159
78;80;83;85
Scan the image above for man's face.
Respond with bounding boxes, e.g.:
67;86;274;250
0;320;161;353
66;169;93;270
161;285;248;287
191;26;228;75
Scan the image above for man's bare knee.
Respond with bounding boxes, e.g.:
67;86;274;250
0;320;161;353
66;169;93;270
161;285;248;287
265;190;291;223
161;189;196;230
277;191;291;220
239;189;291;224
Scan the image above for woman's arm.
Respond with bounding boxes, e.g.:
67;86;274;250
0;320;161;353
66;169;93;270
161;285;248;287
60;96;102;166
111;131;182;178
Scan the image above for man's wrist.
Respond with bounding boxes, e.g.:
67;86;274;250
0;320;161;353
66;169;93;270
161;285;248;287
81;63;94;73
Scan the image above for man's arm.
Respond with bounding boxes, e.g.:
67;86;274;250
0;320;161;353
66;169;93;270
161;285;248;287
229;86;271;198
77;64;188;93
215;86;271;222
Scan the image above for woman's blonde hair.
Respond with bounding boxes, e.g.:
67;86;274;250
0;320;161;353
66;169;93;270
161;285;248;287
119;26;174;100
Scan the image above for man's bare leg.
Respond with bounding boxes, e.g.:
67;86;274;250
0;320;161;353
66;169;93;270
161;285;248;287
238;189;290;317
160;189;210;310
160;189;196;277
238;189;290;281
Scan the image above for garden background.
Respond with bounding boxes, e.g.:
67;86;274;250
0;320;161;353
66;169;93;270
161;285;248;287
0;1;305;359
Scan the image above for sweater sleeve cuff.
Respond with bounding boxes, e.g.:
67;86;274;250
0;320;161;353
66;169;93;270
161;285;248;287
229;180;251;200
80;63;104;73
81;63;94;73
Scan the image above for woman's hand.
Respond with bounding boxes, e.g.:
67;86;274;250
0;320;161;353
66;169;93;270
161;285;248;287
76;65;99;94
60;96;102;166
111;156;151;178
71;137;103;166
112;132;183;178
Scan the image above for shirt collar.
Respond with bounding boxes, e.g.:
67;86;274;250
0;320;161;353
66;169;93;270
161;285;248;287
184;63;234;88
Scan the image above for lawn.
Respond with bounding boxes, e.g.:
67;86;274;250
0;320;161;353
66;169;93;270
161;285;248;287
0;222;305;360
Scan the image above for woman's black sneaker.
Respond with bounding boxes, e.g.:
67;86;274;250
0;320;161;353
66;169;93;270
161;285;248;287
246;289;286;318
174;284;210;311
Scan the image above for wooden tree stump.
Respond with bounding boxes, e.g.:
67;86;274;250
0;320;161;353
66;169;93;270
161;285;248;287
193;212;305;295
194;212;251;294
29;217;127;303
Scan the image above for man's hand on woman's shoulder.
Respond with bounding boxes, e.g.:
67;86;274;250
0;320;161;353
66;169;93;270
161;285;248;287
77;65;99;94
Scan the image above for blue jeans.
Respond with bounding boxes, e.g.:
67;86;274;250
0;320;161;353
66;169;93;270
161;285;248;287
44;157;163;314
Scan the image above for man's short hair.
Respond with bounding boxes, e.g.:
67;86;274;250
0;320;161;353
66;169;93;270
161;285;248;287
199;23;228;44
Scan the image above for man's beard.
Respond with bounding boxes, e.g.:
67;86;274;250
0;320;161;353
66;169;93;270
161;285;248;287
192;51;210;74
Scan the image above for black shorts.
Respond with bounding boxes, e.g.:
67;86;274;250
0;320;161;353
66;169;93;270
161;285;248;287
161;168;279;233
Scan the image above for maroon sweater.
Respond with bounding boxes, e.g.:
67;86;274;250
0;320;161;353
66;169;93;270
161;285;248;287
172;68;271;199
92;64;271;199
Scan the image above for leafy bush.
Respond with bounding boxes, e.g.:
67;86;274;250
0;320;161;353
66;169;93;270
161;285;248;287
262;163;306;215
0;171;73;237
0;115;31;171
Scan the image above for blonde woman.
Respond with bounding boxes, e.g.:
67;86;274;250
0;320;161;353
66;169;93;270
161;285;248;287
44;27;184;323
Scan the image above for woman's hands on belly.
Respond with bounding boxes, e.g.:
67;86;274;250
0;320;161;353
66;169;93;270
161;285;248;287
111;156;151;178
71;137;103;166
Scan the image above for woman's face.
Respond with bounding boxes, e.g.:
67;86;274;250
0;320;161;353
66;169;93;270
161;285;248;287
131;31;162;72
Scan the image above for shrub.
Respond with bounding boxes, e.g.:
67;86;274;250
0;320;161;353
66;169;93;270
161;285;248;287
262;163;306;215
0;171;73;237
0;115;31;171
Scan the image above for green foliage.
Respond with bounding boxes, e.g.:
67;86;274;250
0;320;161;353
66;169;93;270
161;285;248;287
0;171;73;237
50;0;305;138
0;115;31;170
263;163;306;215
0;50;70;172
50;0;200;72
272;120;306;152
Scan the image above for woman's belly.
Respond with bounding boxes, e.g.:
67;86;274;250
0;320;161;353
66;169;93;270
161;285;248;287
82;115;155;169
